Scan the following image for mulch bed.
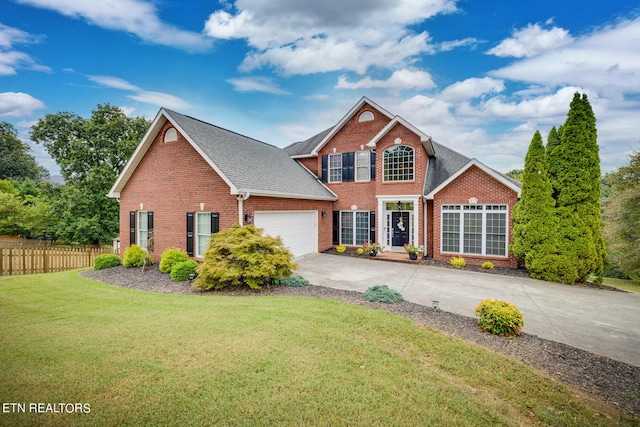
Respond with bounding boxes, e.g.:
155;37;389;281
81;264;640;417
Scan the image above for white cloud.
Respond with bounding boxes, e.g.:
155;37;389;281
0;92;46;117
438;77;505;103
336;69;436;92
487;23;573;58
438;37;480;52
0;23;50;75
227;76;289;94
88;75;191;110
490;17;640;99
14;0;212;51
204;0;456;75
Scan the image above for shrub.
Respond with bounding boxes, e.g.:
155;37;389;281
364;285;404;304
356;248;364;255
159;248;189;273
475;299;524;338
193;223;296;291
481;261;494;270
280;275;309;287
94;253;121;270
170;260;198;282
335;245;346;253
123;244;154;268
449;256;466;269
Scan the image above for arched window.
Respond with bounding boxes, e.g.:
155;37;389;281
163;127;177;143
358;111;374;122
383;145;414;181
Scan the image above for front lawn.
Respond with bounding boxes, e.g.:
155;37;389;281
602;277;640;293
0;271;631;426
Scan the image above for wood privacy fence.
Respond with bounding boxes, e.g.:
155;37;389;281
0;246;114;276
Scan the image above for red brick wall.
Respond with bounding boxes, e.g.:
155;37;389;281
119;121;238;260
431;165;519;268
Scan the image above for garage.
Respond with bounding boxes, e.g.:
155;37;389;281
254;211;318;258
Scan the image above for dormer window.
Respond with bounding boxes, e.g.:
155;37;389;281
383;145;414;181
358;111;374;122
163;127;178;143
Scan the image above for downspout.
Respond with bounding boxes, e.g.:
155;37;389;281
423;197;428;257
237;192;250;224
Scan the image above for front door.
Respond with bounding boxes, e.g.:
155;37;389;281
391;211;410;247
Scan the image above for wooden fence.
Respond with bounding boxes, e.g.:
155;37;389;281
0;246;114;276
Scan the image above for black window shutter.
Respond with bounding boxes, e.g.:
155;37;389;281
370;151;376;180
342;152;354;182
370;211;376;243
129;211;136;245
211;212;219;234
186;212;194;256
147;211;154;252
321;155;328;183
332;211;340;245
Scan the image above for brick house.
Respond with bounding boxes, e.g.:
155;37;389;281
109;97;521;267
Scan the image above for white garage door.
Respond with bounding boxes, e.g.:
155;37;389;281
254;211;317;258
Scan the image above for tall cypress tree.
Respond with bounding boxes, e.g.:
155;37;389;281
512;131;575;282
551;93;602;281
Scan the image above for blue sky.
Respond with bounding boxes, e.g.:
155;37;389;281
1;0;639;178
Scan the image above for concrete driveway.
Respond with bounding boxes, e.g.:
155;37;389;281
295;253;640;367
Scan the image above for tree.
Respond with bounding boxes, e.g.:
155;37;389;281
0;122;49;181
549;93;604;281
30;104;149;244
604;149;640;279
511;131;574;283
505;169;523;182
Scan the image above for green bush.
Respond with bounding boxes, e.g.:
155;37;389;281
364;285;404;304
335;245;346;253
475;299;524;338
160;248;189;273
449;256;466;269
481;261;494;270
193;224;296;291
280;275;309;287
94;253;121;270
123;244;154;268
170;260;198;282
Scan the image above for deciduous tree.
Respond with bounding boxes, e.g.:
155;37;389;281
0;122;49;181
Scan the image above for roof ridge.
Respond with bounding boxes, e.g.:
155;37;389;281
163;108;280;150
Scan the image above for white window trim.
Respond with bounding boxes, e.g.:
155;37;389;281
328;153;342;183
382;145;415;182
439;204;508;257
355;150;370;182
339;210;370;246
138;210;148;251
195;211;211;258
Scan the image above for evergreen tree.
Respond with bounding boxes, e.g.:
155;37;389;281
551;93;603;281
512;131;574;283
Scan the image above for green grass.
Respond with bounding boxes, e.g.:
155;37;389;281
602;277;640;293
0;271;633;426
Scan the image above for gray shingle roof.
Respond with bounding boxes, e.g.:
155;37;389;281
423;141;471;196
166;109;336;201
284;127;333;157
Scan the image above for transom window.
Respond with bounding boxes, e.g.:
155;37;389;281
441;205;507;256
329;153;342;183
383;145;414;181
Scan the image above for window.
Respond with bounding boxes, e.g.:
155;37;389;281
196;212;211;257
164;127;177;143
340;211;370;246
355;150;370;181
137;211;154;251
383;145;414;181
441;205;507;256
329;153;342;183
358;111;374;122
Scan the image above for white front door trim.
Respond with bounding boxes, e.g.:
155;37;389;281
375;195;421;251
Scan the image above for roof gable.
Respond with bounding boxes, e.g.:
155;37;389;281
109;109;337;201
424;157;522;199
366;116;435;156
